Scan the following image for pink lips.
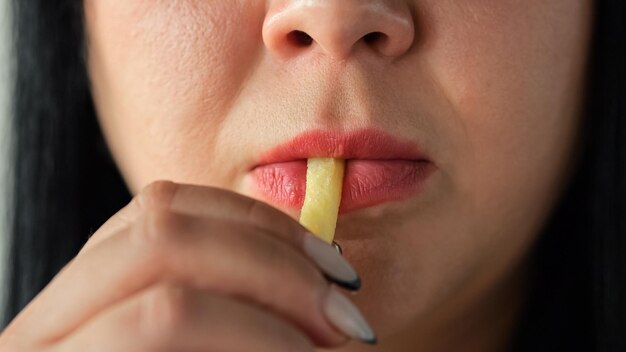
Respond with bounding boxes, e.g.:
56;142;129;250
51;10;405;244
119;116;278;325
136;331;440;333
250;129;435;213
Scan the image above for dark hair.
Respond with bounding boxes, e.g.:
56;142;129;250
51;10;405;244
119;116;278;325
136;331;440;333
3;0;625;350
3;0;130;324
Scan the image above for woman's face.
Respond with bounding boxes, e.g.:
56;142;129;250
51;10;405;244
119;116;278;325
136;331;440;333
85;0;592;347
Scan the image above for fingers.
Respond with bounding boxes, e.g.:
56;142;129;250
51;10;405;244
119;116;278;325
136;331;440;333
11;180;368;349
55;285;317;352
81;181;360;291
24;212;347;347
81;181;307;253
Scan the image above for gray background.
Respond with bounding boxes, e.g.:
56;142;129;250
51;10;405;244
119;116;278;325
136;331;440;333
0;0;11;318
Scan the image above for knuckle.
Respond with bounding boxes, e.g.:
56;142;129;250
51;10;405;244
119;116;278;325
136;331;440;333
137;181;178;212
138;285;191;347
130;209;182;265
143;208;181;242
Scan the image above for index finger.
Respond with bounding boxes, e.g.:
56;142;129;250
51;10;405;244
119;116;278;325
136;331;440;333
81;181;307;253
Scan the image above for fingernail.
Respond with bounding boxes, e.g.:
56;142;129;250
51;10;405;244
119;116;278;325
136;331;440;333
302;233;361;291
323;287;377;345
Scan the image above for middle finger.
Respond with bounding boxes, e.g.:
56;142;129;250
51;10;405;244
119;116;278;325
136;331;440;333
29;212;356;346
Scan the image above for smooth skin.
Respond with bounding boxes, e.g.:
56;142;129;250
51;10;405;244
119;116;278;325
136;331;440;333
1;182;347;351
0;0;593;351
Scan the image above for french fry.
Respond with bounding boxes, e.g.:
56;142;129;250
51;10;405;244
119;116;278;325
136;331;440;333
299;158;345;243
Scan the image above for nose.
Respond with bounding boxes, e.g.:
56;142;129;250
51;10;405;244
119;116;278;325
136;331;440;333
263;0;415;60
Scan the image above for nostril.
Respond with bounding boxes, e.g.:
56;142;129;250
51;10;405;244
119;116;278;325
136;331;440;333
363;32;386;44
287;30;314;47
264;3;414;59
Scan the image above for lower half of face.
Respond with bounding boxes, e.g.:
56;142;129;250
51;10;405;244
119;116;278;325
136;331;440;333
85;0;591;339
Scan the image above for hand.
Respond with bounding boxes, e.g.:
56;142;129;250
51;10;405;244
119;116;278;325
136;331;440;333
0;181;374;351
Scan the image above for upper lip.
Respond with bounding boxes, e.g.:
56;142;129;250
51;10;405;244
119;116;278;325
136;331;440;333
252;128;431;167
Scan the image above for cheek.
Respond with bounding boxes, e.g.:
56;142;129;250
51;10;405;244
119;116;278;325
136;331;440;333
418;0;591;321
85;0;264;191
355;0;591;332
424;0;591;228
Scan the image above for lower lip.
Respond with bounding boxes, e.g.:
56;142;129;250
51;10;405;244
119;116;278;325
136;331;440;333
251;160;435;213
